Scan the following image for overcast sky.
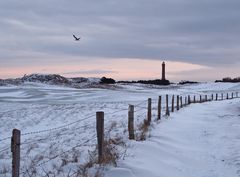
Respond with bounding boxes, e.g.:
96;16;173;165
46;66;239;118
0;0;240;81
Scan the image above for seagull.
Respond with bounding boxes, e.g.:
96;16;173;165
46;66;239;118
73;35;81;41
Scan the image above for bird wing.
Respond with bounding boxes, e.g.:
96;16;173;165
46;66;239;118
73;35;77;40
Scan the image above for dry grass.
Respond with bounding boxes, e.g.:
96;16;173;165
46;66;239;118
98;137;125;166
135;119;150;141
0;166;8;177
70;138;125;177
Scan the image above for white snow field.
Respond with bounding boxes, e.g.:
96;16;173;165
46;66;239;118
107;99;240;177
0;82;239;177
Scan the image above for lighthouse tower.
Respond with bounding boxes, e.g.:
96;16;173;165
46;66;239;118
162;62;166;80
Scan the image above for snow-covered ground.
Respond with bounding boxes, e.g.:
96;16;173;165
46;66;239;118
0;82;239;176
107;99;240;177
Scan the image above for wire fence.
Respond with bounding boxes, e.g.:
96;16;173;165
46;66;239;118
0;91;239;177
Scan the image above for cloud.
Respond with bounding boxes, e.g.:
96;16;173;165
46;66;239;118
0;0;240;79
167;65;240;82
62;69;118;75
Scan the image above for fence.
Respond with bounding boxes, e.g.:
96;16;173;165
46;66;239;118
0;92;239;177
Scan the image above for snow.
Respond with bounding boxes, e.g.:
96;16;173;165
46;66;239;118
0;82;239;176
105;168;135;177
107;99;240;177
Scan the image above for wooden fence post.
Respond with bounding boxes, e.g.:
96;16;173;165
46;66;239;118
147;98;152;123
185;97;187;106
200;95;202;103
96;112;104;163
221;93;223;100
232;92;234;99
193;95;196;103
157;96;161;120
171;95;174;112
166;95;170;116
205;95;207;102
128;105;135;140
236;92;238;98
180;96;183;108
211;94;213;101
227;93;229;99
177;95;179;110
188;95;191;104
216;93;218;101
12;129;21;177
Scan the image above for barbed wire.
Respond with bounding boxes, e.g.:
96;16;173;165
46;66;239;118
1;93;237;140
0;136;12;142
21;114;96;137
20;134;97;162
2;107;128;143
0;147;10;153
104;108;128;116
18;104;136;154
0;99;152;142
134;105;147;110
134;108;147;115
89;99;152;114
134;107;147;113
20;123;95;147
134;100;148;106
136;110;147;120
88;104;127;110
0;114;96;142
0;157;11;160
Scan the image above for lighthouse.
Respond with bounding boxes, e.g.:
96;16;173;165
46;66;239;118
162;62;166;80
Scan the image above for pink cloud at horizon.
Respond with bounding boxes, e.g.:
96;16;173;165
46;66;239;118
0;58;238;82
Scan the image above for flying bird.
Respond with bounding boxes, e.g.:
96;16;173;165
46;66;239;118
73;35;81;41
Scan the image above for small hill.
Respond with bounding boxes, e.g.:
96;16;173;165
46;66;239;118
22;74;71;85
215;77;240;83
0;74;116;88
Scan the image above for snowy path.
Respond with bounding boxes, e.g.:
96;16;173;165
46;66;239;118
107;99;240;177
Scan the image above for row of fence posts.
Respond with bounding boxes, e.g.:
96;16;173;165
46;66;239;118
8;92;239;177
96;92;239;163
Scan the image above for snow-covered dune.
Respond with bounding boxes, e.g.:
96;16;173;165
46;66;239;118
0;73;101;88
0;82;239;176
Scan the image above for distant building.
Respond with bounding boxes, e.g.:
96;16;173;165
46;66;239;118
162;62;166;80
